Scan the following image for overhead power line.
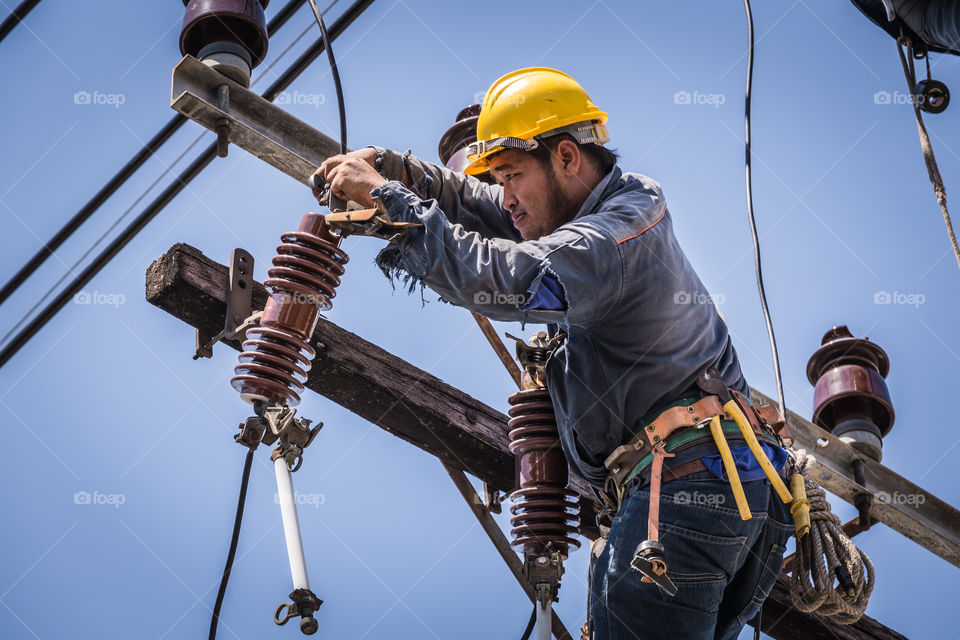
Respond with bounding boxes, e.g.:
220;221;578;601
0;0;377;369
0;0;41;45
0;0;308;307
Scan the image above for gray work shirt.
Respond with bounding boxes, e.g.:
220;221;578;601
370;147;749;491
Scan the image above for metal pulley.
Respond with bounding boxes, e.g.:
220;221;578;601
914;78;950;113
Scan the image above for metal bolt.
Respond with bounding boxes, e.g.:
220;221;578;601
216;84;231;158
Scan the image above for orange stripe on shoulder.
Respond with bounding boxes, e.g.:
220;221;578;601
616;210;666;245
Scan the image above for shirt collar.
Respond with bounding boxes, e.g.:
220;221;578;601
572;166;623;220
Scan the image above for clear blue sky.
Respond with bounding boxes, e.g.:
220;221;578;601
1;1;958;638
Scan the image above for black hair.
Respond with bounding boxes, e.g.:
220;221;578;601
529;132;619;175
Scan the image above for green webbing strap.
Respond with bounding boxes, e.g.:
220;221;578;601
622;421;749;486
621;396;779;487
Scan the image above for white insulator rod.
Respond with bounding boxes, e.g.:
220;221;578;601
536;595;552;640
274;456;309;590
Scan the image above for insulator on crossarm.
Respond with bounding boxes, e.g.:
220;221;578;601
231;212;348;407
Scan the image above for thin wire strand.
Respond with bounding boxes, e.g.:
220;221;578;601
743;0;787;422
309;0;347;154
0;0;41;45
0;0;377;368
209;447;255;640
0;0;342;349
0;0;310;307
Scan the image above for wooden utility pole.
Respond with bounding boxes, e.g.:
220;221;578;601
147;242;910;640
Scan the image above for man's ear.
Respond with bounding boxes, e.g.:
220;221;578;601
554;139;581;175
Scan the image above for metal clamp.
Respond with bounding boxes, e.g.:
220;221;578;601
505;330;566;389
260;405;322;471
275;587;323;635
323;196;423;242
523;546;563;606
194;248;258;359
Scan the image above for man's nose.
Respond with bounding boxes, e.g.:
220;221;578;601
502;186;518;212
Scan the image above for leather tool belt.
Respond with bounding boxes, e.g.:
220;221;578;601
602;390;789;506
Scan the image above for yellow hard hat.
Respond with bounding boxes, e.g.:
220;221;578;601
464;67;609;175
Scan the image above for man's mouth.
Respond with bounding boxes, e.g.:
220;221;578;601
512;212;527;227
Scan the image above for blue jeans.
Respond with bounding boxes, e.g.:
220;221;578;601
590;471;794;640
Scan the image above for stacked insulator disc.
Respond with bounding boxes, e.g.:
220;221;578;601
806;325;894;461
231;212;348;407
507;387;581;557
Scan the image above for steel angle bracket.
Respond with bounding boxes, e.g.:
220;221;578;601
751;388;960;568
194;248;257;359
171;55;344;186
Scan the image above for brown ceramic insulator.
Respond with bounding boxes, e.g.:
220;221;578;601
806;325;894;437
506;388;581;557
437;105;496;185
180;0;270;68
232;213;348;407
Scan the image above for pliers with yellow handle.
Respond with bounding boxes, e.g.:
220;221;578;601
707;415;752;520
696;367;793;504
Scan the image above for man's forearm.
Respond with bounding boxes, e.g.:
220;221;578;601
370;147;520;241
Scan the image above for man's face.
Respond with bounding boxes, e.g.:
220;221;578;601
487;149;578;240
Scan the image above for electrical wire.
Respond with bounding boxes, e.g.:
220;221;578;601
743;2;783;637
0;134;206;347
0;0;308;307
209;447;256;640
519;603;536;640
308;0;347;154
742;0;787;423
0;0;376;369
0;0;41;45
0;1;339;348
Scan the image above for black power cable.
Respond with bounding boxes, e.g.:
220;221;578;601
308;0;347;155
0;2;335;347
209;447;256;640
0;0;41;45
519;603;536;640
743;1;778;637
0;0;376;370
0;0;308;307
742;0;786;423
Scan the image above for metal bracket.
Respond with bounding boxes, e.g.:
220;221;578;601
481;481;503;514
522;548;563;606
274;587;322;634
505;331;566;388
261;405;322;471
324;196;423;241
194;248;257;359
751;388;960;568
171;55;342;186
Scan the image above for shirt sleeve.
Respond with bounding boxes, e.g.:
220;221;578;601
370;147;522;241
370;180;624;326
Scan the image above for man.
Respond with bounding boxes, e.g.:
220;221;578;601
313;67;793;640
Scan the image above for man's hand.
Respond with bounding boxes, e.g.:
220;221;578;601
312;148;385;208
